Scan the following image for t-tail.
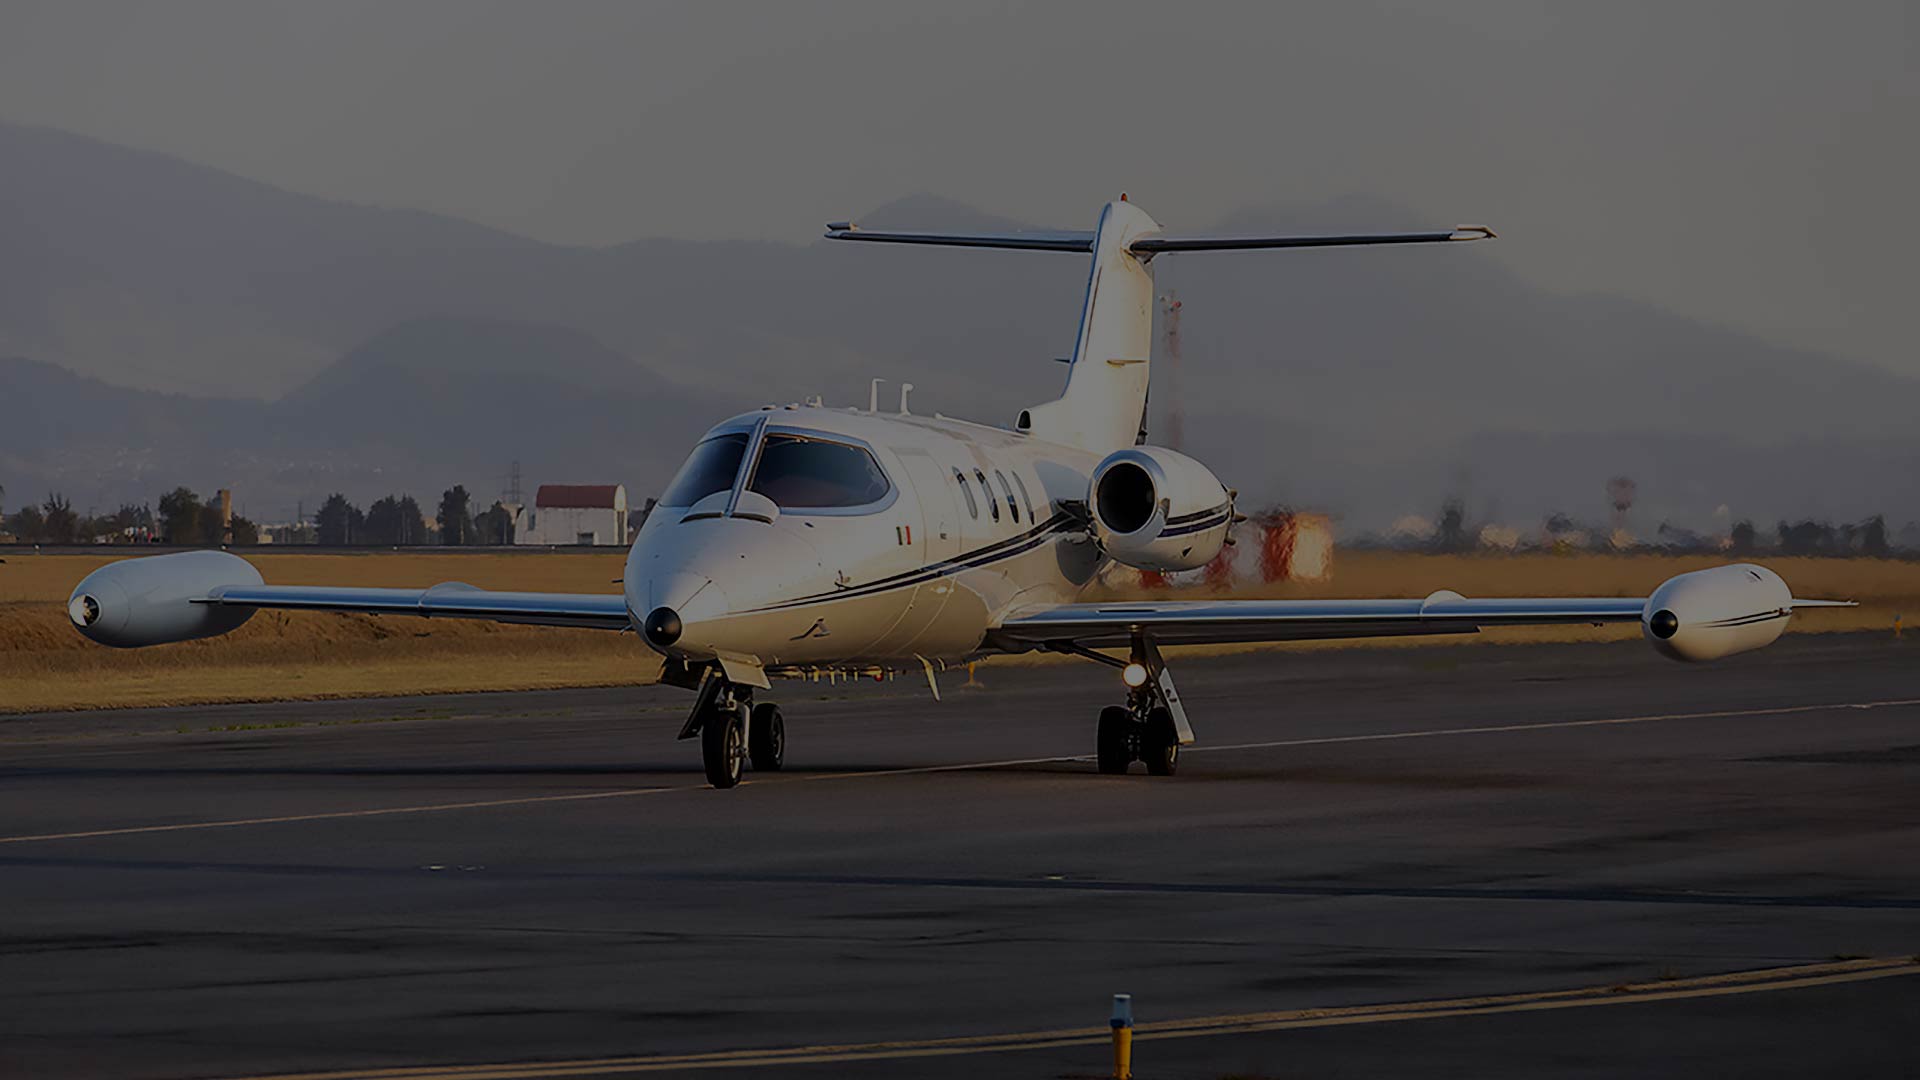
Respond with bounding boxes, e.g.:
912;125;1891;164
826;197;1495;454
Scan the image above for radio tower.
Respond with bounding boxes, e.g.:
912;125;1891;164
1160;291;1184;450
505;460;524;506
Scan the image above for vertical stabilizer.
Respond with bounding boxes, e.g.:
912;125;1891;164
824;198;1492;456
1017;200;1162;454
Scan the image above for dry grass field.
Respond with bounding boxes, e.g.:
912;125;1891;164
2;549;1912;715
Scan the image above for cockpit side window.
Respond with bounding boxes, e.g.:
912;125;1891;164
748;434;891;509
993;470;1019;523
659;432;748;507
974;469;999;522
954;469;979;518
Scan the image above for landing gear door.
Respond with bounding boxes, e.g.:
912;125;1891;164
892;448;962;562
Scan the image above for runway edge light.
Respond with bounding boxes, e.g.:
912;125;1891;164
1110;992;1133;1080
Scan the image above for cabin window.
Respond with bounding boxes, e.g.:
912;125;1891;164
1011;471;1036;521
954;469;979;518
660;432;748;506
975;469;999;522
748;434;891;509
994;470;1019;523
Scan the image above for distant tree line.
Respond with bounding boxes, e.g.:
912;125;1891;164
1352;493;1914;558
299;486;520;546
0;482;518;547
0;488;257;545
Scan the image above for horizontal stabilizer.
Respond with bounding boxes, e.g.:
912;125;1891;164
824;219;1494;257
824;222;1093;253
1128;226;1495;255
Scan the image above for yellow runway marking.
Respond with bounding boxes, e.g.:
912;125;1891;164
214;957;1920;1079
4;696;1917;847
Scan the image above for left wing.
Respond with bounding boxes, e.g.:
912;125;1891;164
70;549;633;648
991;594;1646;649
201;584;631;631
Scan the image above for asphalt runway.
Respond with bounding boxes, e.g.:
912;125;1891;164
3;634;1917;1078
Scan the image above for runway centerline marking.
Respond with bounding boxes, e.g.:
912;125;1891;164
4;696;1916;847
213;956;1920;1079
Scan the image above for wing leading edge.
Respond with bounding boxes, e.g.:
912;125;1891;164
200;584;631;631
991;595;1655;649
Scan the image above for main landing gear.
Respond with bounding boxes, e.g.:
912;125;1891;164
1061;631;1195;777
675;665;785;789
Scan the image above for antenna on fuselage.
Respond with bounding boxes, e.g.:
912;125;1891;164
899;383;914;415
869;378;886;413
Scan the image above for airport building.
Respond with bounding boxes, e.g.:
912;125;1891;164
517;484;628;546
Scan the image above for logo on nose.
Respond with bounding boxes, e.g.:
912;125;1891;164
643;606;683;649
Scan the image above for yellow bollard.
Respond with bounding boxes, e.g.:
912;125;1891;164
1110;993;1133;1079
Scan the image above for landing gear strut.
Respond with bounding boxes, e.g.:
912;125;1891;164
677;667;785;789
1076;630;1194;777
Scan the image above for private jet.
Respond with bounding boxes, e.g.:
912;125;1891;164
67;197;1849;787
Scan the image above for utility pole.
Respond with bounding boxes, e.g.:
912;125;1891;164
1159;291;1184;451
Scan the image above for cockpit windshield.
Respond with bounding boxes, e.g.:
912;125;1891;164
748;434;891;509
659;432;748;507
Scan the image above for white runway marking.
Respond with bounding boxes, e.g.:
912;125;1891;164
3;696;1916;847
1189;696;1920;755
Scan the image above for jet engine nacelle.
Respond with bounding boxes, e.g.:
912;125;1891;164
1089;446;1233;572
1643;563;1793;662
67;550;263;648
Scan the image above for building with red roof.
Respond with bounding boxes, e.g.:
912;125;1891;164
518;483;628;546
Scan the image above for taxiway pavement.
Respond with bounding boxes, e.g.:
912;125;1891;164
2;635;1916;1078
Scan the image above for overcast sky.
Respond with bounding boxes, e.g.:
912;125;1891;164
4;1;1915;375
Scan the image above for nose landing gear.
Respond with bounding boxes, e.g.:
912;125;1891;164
676;665;785;789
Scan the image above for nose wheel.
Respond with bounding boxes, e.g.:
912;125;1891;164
680;669;786;789
749;702;785;771
700;698;747;789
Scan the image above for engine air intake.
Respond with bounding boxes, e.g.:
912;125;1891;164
1095;462;1156;535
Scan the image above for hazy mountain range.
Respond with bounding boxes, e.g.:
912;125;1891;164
2;120;1914;533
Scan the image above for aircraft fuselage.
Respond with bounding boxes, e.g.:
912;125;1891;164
625;404;1111;677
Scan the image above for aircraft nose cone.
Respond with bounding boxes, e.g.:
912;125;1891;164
643;606;683;649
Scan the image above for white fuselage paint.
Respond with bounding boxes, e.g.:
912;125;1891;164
624;405;1121;674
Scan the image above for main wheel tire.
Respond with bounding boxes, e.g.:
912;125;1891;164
749;702;785;771
702;703;745;789
1096;705;1133;775
1142;705;1180;776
